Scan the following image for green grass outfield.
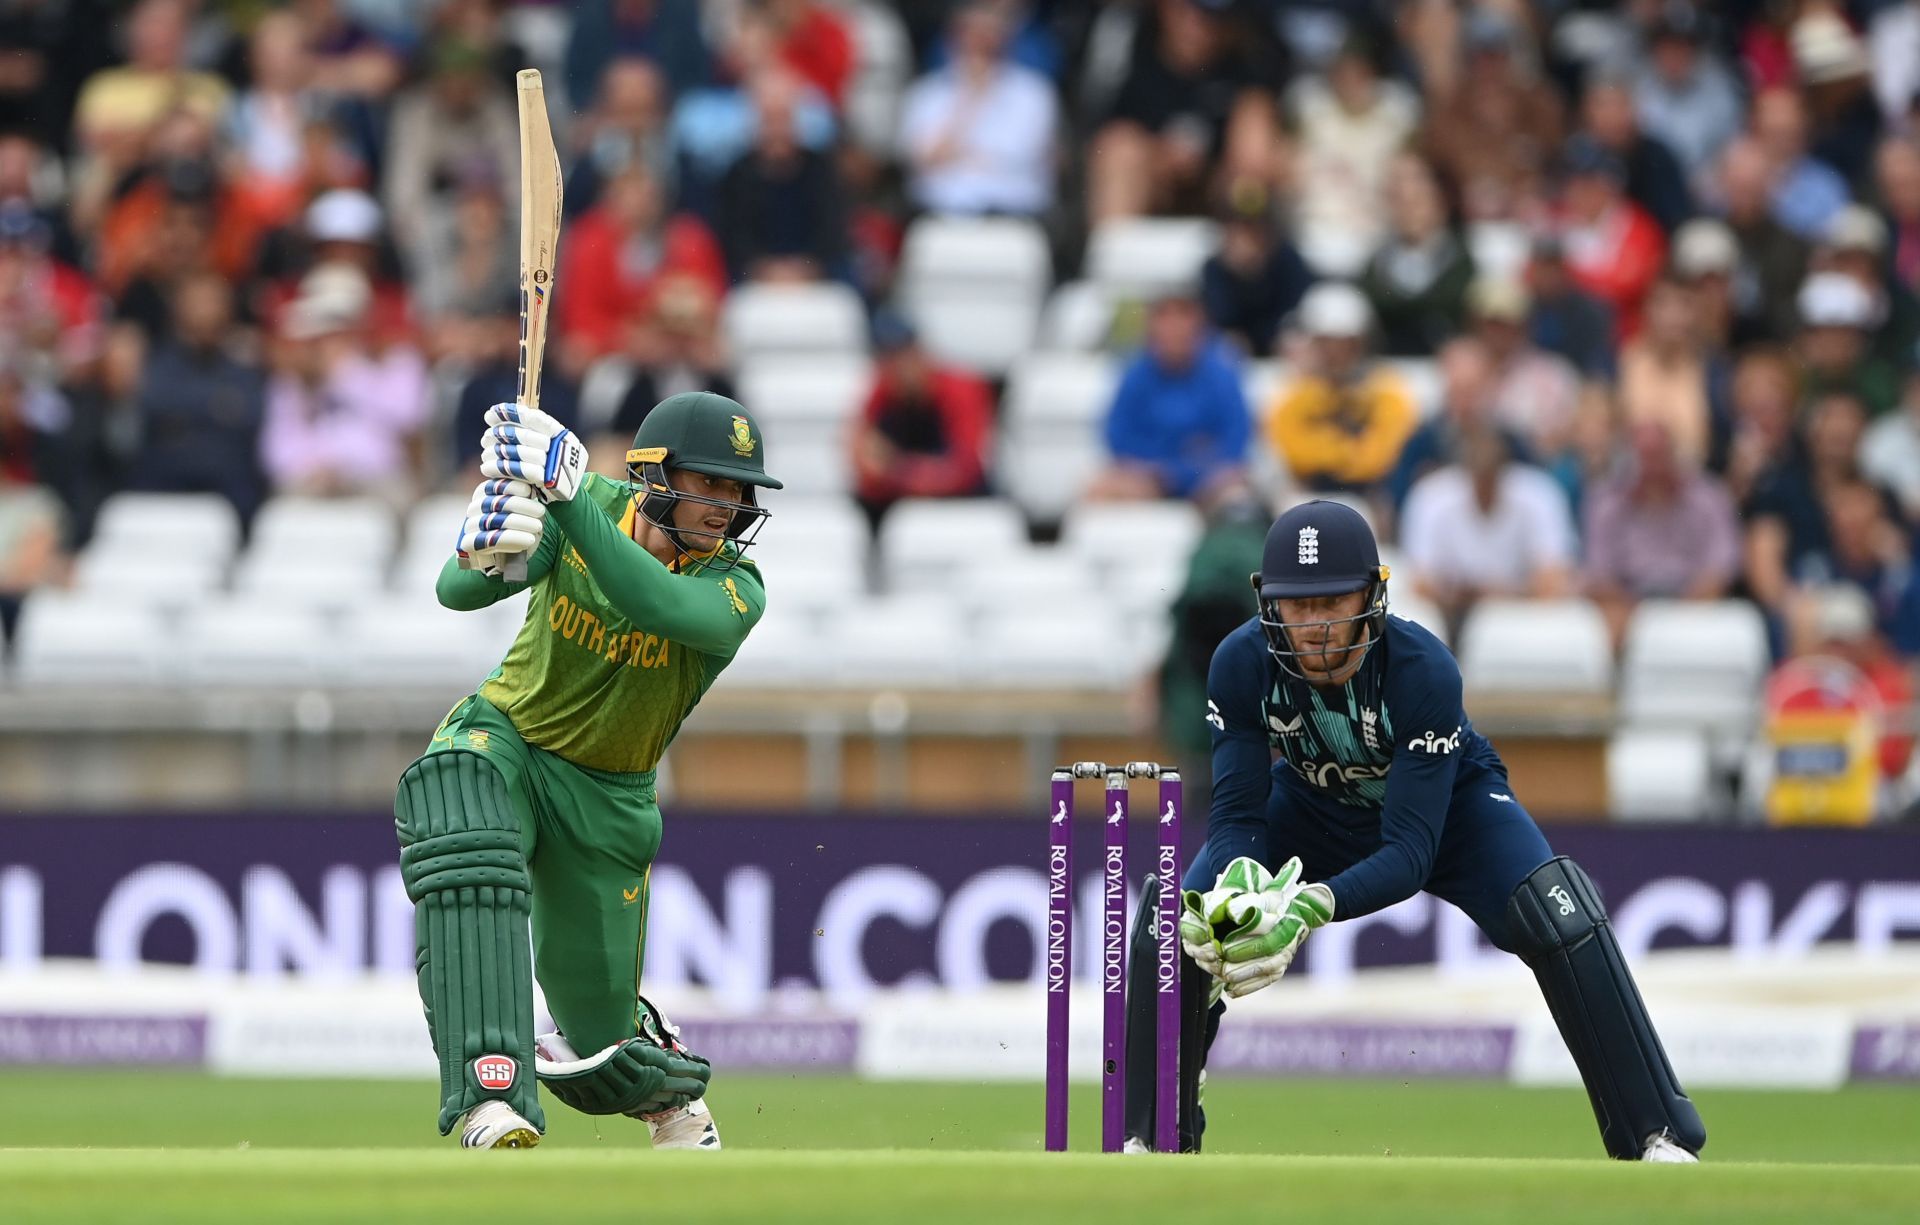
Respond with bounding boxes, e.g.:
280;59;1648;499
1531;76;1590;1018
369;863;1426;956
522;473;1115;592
2;1073;1916;1223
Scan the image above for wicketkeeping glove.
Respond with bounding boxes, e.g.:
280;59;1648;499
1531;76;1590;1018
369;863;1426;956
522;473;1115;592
480;402;588;502
1218;878;1336;999
455;477;547;578
1178;856;1299;981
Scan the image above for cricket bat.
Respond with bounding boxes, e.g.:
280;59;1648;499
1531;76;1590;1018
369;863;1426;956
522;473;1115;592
499;67;564;582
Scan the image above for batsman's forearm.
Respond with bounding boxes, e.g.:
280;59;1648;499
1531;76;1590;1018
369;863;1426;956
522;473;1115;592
547;497;752;656
435;558;521;610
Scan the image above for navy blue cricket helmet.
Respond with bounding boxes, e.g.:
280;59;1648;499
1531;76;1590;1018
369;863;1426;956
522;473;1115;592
1252;500;1391;679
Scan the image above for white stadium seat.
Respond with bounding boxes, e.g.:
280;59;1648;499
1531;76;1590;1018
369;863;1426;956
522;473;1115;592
179;598;331;687
1039;280;1115;351
1059;502;1203;577
736;355;873;432
1608;728;1714;822
728;602;829;688
90;492;241;566
823;596;968;686
998;433;1108;525
336;599;517;688
233;552;389;611
1619;600;1771;743
975;609;1130;689
249;496;398;561
1085;218;1220;296
11;592;173;686
70;546;225;608
898;217;1050;375
1458;599;1613;694
877;498;1028;592
1004;352;1119;433
757;497;871;559
951;547;1095;618
722;283;867;359
843;0;912;154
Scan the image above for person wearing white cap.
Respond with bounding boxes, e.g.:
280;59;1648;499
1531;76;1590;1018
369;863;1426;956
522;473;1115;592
1669;218;1742;350
1796;270;1903;414
1265;282;1418;496
1815;203;1920;368
1792;6;1881;186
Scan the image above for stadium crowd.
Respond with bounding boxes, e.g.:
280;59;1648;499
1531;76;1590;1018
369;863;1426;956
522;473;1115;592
4;0;1920;715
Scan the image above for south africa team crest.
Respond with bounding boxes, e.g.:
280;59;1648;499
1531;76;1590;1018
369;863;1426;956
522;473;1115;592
729;415;755;456
466;730;492;752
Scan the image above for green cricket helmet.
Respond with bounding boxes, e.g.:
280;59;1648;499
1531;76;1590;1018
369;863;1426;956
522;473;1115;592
625;391;780;569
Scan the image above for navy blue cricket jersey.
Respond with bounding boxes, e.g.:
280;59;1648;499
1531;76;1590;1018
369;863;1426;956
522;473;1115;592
1203;612;1509;918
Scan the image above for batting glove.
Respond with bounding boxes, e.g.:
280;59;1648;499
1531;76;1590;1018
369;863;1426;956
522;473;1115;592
456;477;547;578
481;402;588;502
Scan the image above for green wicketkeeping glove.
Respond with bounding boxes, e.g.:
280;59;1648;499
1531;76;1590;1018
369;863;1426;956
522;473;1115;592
1179;857;1305;983
1218;880;1336;998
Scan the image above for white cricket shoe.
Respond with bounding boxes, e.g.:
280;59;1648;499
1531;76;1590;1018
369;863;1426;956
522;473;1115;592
1641;1131;1699;1163
1121;1137;1150;1155
642;1098;720;1150
460;1099;540;1150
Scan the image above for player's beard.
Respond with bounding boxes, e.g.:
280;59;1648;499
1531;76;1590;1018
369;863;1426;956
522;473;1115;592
1294;623;1369;683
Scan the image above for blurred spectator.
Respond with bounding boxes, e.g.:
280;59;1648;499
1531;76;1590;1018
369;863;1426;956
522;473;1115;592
1087;0;1280;223
716;72;849;283
1087;291;1249;502
1579;69;1692;234
899;2;1057;218
261;263;430;502
1632;1;1743;172
1420;7;1563;223
1865;370;1920;522
1876;136;1920;304
129;272;267;523
1815;204;1920;368
104;157;232;345
383;39;518;264
451;309;581;478
1618;277;1721;470
1553;135;1666;339
670;8;836;208
1266;281;1416;497
1795;271;1902;415
1783;479;1920;658
412;167;517;359
268;188;413;346
566;0;710;108
1793;7;1880;188
762;0;856;112
0;203;104;381
850;312;993;527
1725;347;1801;504
294;0;404;105
71;0;229;171
606;275;733;443
1285;32;1420;276
1672;217;1762;351
1387;334;1520;514
558;164;726;358
225;11;323;234
0;0;105;153
1199;183;1312;356
1584;419;1742;644
1357;151;1473;357
0;360;67;643
1401;426;1576;631
566;57;674;217
1524;231;1616;378
1159;483;1267;774
1751;86;1850;243
1709;137;1809;343
1467;276;1582;464
1745;390;1882;616
924;0;1062;80
1870;0;1920;130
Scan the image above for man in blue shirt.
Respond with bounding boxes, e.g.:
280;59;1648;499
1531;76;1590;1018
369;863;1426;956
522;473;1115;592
1167;500;1705;1162
1088;291;1250;501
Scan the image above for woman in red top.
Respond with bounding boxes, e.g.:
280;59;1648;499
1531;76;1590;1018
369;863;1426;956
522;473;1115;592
556;164;727;359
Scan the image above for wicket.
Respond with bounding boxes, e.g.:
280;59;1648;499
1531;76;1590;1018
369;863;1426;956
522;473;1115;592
1045;761;1183;1153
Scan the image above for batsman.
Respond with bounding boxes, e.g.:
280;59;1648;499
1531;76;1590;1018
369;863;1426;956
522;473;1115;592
394;390;779;1150
1170;500;1705;1162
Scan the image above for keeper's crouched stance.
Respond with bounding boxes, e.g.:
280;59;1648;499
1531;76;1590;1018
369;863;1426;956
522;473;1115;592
396;392;780;1149
1168;501;1705;1163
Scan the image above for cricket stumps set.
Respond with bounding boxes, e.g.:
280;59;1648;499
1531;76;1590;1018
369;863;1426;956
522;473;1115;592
1045;761;1188;1153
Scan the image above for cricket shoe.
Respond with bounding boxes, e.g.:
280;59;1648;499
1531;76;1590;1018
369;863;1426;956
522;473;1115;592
460;1100;541;1150
1640;1131;1699;1163
641;1098;720;1150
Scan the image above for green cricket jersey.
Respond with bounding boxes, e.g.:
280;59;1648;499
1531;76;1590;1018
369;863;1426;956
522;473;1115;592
434;472;766;774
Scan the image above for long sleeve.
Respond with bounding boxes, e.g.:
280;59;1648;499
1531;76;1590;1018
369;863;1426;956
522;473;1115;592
547;494;764;657
1324;651;1464;917
1103;360;1156;463
1195;626;1273;884
435;526;561;610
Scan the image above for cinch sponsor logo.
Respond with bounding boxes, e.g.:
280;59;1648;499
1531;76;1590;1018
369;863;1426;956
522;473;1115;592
1291;759;1391;788
1406;725;1463;755
547;594;673;669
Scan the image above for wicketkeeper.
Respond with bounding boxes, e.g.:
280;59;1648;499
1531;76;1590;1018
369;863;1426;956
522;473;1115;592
1170;500;1706;1162
394;391;779;1150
